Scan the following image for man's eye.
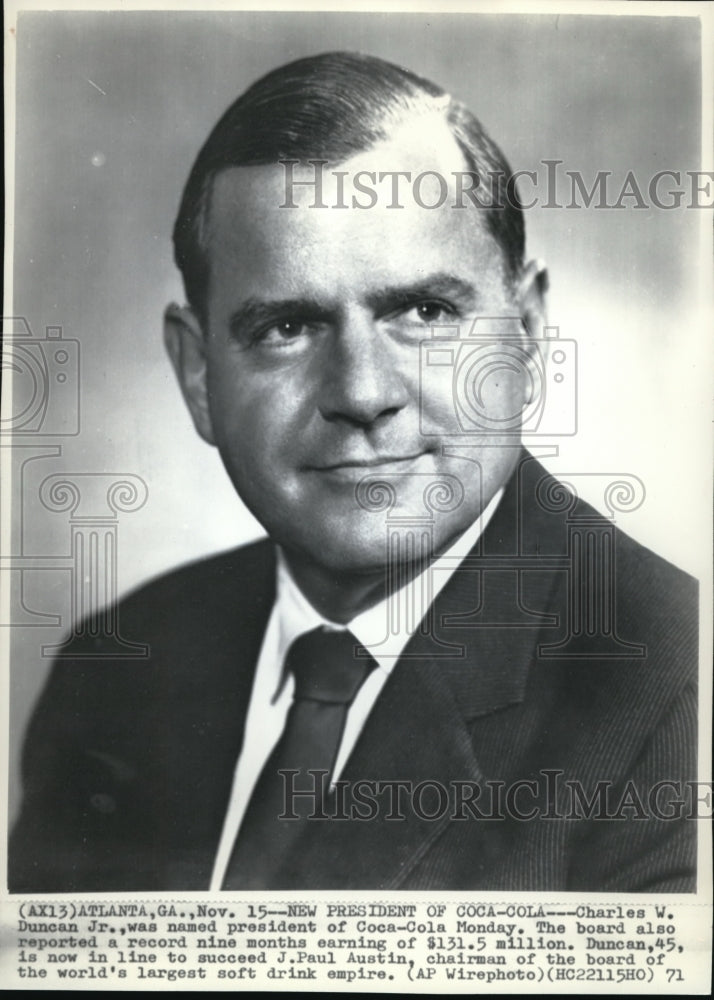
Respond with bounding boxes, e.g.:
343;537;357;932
405;301;453;324
256;320;308;345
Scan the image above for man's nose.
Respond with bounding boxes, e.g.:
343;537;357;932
317;314;410;426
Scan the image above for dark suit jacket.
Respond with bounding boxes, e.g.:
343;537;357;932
9;453;698;892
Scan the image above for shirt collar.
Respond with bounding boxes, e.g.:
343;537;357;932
273;487;504;690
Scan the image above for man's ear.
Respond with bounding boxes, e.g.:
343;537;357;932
513;260;549;408
516;258;549;341
163;303;216;445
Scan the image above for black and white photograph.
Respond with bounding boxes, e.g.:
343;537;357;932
1;0;711;991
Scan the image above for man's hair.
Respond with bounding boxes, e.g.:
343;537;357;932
172;51;525;320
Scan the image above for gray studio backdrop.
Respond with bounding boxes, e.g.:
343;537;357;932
6;10;705;821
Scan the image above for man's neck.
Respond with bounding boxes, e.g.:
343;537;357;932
279;554;395;624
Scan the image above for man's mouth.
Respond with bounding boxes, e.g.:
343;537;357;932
309;451;430;479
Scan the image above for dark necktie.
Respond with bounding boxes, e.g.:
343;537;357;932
222;626;377;889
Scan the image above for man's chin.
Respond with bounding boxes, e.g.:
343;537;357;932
299;540;394;580
274;500;482;576
285;529;436;584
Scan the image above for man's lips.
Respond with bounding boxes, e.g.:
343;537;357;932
308;450;428;479
310;451;428;473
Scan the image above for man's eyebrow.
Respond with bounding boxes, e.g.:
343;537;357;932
228;297;333;333
227;275;479;332
365;274;479;313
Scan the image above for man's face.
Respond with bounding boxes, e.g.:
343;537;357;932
168;122;542;582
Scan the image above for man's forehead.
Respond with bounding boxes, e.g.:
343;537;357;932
208;115;472;218
205;168;507;295
200;117;512;308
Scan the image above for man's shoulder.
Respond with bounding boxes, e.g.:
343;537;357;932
508;456;699;696
120;536;275;617
568;484;698;638
614;517;697;606
54;537;276;665
26;538;276;735
521;455;698;614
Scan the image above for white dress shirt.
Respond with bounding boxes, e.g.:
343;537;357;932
210;489;503;889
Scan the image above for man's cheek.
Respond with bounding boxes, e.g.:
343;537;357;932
417;366;462;436
476;371;526;422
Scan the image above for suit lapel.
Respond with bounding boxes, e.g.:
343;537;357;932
433;449;564;718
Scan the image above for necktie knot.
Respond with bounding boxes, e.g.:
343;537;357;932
286;626;376;704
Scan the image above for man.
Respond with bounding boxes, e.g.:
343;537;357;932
9;52;698;892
